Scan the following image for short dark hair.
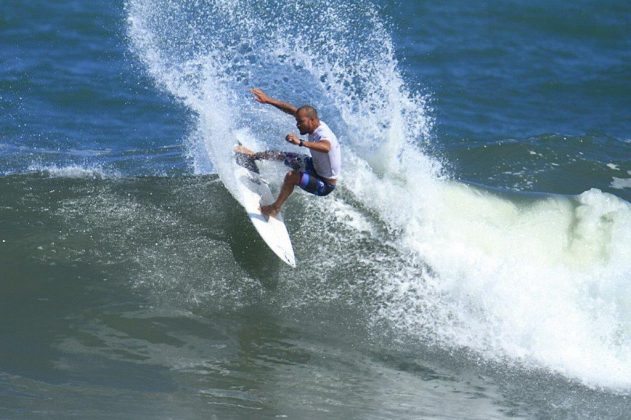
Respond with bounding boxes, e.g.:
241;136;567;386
296;105;318;119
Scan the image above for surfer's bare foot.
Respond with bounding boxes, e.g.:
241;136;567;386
260;204;280;217
234;145;255;157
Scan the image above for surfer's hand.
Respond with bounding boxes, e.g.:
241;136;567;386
251;88;270;104
285;133;300;145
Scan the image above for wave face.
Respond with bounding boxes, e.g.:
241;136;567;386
127;0;631;390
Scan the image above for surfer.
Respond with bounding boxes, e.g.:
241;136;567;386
236;88;341;217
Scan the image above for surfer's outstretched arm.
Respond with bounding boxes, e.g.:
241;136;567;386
251;88;297;116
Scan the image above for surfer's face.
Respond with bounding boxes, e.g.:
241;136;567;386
295;111;317;135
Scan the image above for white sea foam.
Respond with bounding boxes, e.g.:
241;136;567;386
127;0;631;391
27;164;118;179
611;177;631;190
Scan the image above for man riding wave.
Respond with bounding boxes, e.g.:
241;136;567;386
236;88;341;217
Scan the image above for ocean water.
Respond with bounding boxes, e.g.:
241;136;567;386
1;0;631;418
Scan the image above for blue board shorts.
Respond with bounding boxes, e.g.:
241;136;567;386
283;153;336;197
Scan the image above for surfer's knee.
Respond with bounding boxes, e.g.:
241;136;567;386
285;170;301;185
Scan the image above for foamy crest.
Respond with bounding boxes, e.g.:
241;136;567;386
392;182;631;389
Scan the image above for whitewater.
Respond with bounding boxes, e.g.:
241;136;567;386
126;0;631;392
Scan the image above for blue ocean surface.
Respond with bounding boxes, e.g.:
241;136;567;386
1;1;631;418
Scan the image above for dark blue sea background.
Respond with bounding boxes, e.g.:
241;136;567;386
1;1;630;418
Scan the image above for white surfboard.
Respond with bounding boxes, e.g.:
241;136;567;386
233;151;296;267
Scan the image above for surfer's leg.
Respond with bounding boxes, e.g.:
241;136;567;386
234;147;307;169
234;145;255;156
260;170;301;217
253;151;287;161
233;146;287;161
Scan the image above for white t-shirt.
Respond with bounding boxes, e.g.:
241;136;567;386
307;121;341;179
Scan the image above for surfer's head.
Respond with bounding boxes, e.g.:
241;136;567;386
295;105;319;135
